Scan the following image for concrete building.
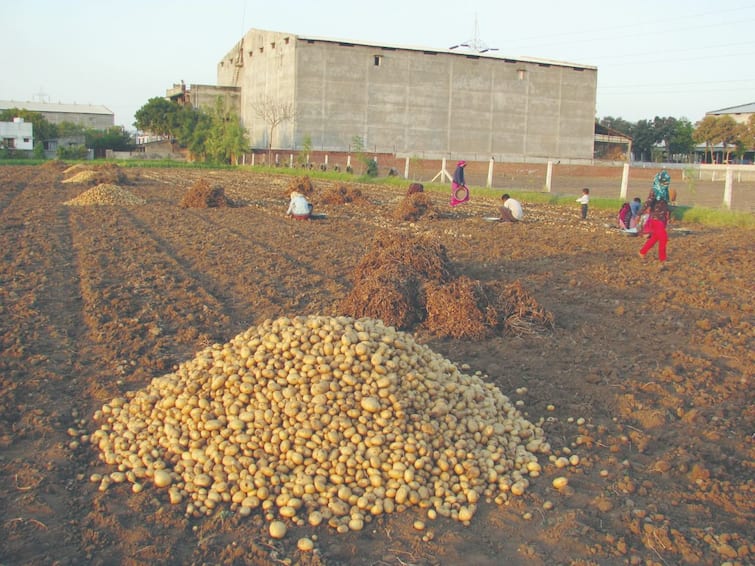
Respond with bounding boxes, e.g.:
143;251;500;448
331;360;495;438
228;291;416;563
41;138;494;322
706;102;755;125
166;82;241;114
0;100;114;130
0;117;33;150
216;29;598;163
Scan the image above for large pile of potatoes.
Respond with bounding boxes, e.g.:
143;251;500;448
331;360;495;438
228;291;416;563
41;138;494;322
64;183;145;206
90;315;550;533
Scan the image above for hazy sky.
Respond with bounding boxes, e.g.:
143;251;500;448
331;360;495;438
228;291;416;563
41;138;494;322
2;0;753;130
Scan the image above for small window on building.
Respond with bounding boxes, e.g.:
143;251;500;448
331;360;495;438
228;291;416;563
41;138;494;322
271;42;276;49
284;37;290;44
23;137;31;143
374;55;382;67
259;46;264;53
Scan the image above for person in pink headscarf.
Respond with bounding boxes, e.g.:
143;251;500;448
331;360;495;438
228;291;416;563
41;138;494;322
450;160;470;207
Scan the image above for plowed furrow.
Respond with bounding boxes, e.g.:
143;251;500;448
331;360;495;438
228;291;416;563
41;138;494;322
66;207;231;384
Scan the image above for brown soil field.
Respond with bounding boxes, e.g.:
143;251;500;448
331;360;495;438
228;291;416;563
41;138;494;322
1;164;753;566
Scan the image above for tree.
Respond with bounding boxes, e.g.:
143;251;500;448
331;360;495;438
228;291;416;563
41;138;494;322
296;134;313;167
714;115;744;163
598;116;633;136
184;111;213;162
693;115;719;163
251;96;295;162
204;98;248;164
87;126;133;153
743;115;755;151
669;119;695;162
57;121;86;138
134;97;181;136
630;120;656;162
653;116;678;161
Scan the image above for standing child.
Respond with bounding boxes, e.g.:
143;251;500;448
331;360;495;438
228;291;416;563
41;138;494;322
576;188;590;220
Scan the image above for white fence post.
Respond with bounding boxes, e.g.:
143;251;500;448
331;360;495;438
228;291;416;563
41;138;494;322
545;160;553;192
620;163;629;200
404;156;410;179
487;158;495;188
723;168;733;209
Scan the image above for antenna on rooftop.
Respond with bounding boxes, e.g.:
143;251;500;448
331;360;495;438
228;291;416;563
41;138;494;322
33;87;50;103
449;14;499;53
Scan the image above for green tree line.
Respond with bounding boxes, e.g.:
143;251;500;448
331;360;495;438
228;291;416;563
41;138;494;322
134;97;247;164
0;107;132;159
599;114;755;163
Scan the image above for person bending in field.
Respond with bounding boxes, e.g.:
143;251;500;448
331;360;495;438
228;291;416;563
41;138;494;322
286;191;313;220
499;194;523;222
629;197;642;228
617;202;631;230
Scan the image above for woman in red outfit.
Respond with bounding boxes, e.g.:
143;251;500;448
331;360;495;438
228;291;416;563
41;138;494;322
638;197;670;264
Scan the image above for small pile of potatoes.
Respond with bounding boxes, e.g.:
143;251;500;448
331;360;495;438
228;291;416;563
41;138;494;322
90;315;550;533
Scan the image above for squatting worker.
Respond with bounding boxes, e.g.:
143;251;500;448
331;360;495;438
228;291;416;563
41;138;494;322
499;194;523;222
286;191;313;220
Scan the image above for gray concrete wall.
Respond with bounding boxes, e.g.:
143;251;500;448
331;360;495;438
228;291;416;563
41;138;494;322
218;30;297;149
189;85;241;116
293;39;596;161
219;30;597;162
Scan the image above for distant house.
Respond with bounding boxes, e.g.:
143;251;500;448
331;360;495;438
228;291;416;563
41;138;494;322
0;117;33;151
0;100;114;130
706;102;755;125
593;123;631;161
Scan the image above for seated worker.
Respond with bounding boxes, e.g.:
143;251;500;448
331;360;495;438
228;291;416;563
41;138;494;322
629;196;642;228
617;202;632;229
286;191;313;220
499;194;524;222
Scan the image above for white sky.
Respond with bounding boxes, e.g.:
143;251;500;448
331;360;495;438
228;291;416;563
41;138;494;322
2;0;753;130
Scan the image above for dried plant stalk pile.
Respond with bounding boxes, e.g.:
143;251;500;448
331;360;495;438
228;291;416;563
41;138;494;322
321;184;370;206
285;175;315;197
392;192;439;221
341;231;554;338
180;179;232;208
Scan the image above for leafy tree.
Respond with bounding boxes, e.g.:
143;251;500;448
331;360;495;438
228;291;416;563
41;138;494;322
204;98;248;164
715;115;743;164
184;111;213;162
652;116;678;161
669;119;695;161
743;115;755;151
57;121;86;138
134;97;181;136
296;134;312;167
173;105;202;148
57;145;88;159
693;115;718;163
598;116;633;136
87;126;133;153
630;120;656;161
